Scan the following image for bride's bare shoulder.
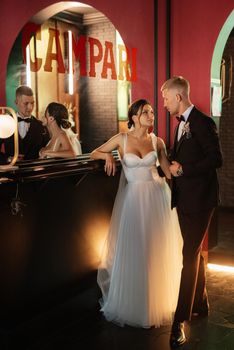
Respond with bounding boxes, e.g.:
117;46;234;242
113;132;128;141
151;135;166;153
156;136;166;148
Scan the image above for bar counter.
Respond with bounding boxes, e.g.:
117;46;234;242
0;154;113;183
0;155;121;329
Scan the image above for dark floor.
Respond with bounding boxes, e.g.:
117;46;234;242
1;208;234;350
1;268;234;350
209;208;234;265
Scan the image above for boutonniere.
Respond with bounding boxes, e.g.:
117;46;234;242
182;122;192;139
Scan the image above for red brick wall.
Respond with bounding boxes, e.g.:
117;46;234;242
79;20;118;153
218;34;234;207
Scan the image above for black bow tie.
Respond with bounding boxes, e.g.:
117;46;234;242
18;116;32;123
176;115;185;122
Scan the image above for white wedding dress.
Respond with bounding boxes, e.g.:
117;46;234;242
45;129;82;156
97;133;183;328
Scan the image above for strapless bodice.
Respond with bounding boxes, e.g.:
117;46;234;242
122;151;158;182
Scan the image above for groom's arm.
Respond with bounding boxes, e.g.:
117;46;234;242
181;117;223;177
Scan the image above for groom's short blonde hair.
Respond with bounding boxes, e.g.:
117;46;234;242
16;85;33;98
161;76;190;97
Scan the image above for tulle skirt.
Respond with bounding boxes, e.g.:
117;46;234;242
97;175;183;328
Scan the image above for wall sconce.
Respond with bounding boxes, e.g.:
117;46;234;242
0;107;19;171
221;56;233;104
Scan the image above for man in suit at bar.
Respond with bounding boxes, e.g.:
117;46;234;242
161;76;222;348
0;85;49;163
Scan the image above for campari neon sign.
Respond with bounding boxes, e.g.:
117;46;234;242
22;23;137;81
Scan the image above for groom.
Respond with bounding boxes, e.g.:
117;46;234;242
0;85;49;162
161;76;222;348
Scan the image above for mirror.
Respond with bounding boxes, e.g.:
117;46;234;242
6;2;134;157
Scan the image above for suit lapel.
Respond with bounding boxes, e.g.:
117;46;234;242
174;106;197;153
173;123;180;150
173;122;185;154
176;132;186;152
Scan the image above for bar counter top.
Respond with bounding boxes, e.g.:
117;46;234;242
0;152;120;183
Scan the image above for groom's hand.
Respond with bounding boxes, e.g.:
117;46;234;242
169;161;182;177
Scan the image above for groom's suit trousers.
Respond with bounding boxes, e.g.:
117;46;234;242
174;208;214;322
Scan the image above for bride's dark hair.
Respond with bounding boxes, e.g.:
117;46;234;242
127;99;151;129
46;102;71;129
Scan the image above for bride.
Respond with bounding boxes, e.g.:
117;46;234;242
90;99;183;328
39;102;82;158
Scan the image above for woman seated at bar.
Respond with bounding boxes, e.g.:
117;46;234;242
39;102;82;158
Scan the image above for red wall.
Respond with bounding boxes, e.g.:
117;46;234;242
157;0;234;141
0;0;154;105
1;0;234;140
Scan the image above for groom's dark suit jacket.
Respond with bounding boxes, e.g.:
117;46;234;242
171;107;222;213
0;116;50;162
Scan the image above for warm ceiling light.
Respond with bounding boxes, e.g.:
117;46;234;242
207;263;234;273
68;30;73;95
26;45;31;87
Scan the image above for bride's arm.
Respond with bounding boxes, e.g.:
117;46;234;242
157;137;171;179
90;133;122;176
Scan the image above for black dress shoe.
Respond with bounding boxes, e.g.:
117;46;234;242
170;322;186;348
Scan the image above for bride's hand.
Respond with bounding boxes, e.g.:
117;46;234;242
104;153;116;176
39;148;47;158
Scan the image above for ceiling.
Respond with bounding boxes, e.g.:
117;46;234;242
31;2;100;24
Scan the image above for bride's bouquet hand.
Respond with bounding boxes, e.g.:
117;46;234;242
104;153;116;176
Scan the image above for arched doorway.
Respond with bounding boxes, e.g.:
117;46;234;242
210;10;234;266
6;2;133;153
